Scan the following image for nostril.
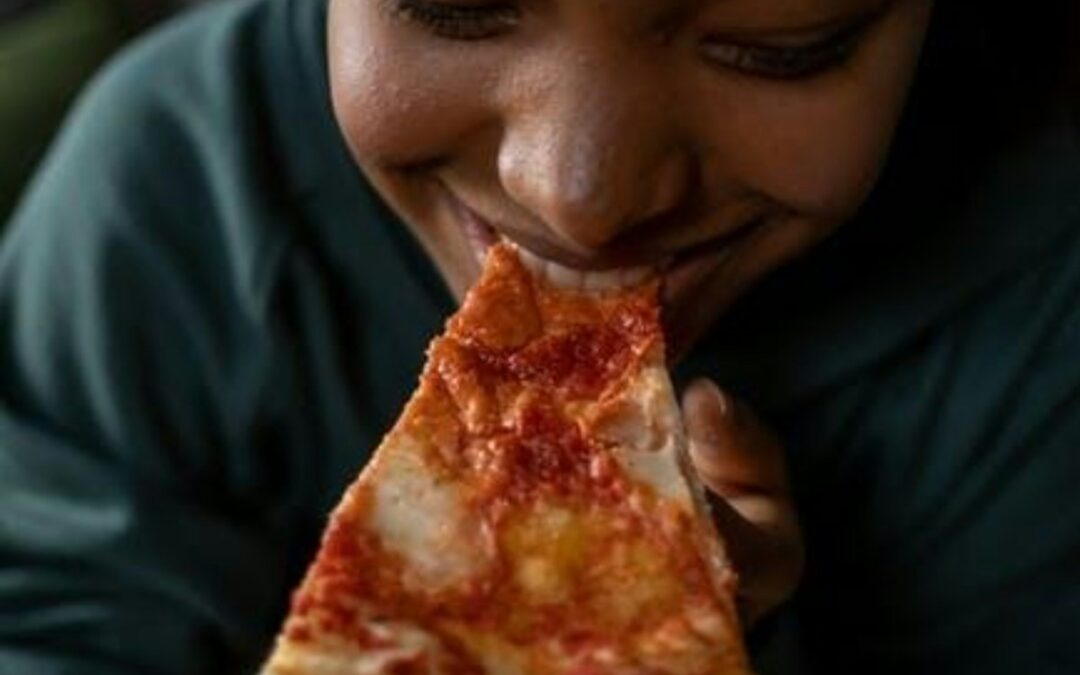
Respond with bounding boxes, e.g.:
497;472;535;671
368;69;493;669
497;117;695;253
497;149;619;253
498;166;694;254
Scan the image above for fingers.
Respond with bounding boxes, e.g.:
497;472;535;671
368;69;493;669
682;378;788;499
681;378;805;626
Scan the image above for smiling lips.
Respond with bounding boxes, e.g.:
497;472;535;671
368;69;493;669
453;192;745;302
455;197;671;292
450;191;757;360
516;247;658;292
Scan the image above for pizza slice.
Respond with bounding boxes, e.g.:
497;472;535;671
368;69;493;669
261;243;750;674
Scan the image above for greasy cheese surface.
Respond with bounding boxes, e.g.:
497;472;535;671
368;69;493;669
263;245;749;675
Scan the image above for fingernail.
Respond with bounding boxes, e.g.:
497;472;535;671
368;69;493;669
702;379;732;418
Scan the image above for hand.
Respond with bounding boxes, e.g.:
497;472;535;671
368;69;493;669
681;379;805;628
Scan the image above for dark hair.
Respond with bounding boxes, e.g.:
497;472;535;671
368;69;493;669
861;1;1079;225
918;0;1079;143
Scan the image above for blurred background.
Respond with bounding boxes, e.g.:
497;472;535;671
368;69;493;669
0;0;209;221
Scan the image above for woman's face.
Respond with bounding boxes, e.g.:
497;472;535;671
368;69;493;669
328;0;932;357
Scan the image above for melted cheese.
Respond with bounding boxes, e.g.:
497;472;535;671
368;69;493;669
261;244;748;675
369;433;489;591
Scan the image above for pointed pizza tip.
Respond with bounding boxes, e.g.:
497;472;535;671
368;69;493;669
450;241;665;360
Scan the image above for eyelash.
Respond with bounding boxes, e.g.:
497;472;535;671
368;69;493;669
388;0;870;79
388;0;520;40
703;25;867;80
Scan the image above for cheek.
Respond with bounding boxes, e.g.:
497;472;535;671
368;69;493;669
700;4;930;222
724;84;897;221
326;0;494;168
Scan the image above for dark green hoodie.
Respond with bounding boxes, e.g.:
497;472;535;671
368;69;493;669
2;0;1078;673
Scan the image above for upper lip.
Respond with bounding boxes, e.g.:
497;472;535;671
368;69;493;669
449;188;765;273
488;224;671;271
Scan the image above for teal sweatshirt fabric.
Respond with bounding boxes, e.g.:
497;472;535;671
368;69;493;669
2;0;1078;672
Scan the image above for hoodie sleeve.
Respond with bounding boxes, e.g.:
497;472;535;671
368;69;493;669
0;6;303;673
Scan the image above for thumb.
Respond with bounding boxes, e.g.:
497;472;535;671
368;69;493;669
681;378;804;626
682;379;788;501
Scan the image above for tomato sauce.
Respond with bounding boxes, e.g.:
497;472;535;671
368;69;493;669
278;244;738;670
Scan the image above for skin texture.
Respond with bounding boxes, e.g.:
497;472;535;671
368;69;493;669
327;0;933;624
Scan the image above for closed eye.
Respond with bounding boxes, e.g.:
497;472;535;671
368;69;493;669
386;0;520;41
703;10;882;80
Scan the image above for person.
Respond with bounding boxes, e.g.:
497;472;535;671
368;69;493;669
0;0;1076;673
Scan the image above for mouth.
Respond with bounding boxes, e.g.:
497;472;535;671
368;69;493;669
452;196;661;292
450;191;754;300
514;247;659;292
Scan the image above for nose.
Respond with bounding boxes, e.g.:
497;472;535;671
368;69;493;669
496;55;692;254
